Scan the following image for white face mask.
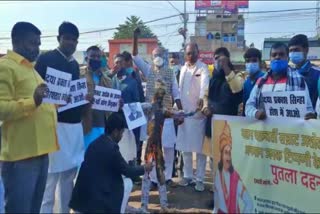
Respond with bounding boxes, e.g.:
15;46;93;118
153;56;164;67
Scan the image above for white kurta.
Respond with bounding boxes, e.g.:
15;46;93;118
176;60;210;153
48;122;85;173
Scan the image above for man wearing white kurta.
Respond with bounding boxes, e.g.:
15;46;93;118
176;43;210;192
132;27;183;187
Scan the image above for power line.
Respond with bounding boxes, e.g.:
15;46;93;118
167;1;183;14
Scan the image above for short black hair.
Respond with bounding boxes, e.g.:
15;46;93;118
105;111;127;134
214;47;230;58
169;53;179;59
270;42;289;56
114;53;124;60
58;21;79;38
243;48;262;61
86;45;100;53
122;51;132;62
288;34;309;49
11;22;41;42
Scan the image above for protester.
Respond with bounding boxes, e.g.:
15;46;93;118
242;48;265;116
176;42;210;192
0;22;58;213
69;112;153;213
288;34;320;108
132;27;183;189
245;42;315;120
81;45;113;150
35;21;89;213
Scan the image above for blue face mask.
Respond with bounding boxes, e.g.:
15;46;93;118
126;67;134;75
245;62;260;75
270;59;288;75
289;52;305;65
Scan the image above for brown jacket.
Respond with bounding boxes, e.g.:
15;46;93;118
81;67;113;134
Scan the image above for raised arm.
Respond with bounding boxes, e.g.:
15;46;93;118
132;27;151;77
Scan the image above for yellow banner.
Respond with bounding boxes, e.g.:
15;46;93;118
212;115;320;213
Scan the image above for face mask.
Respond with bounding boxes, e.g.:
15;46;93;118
289;52;305;65
89;59;101;71
153;56;164;67
126;67;134;75
270;59;288;75
214;61;221;72
245;62;260;75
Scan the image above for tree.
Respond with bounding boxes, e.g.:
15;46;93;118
113;15;163;47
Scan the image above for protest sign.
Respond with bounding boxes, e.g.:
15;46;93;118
142;82;147;97
92;86;121;112
123;102;147;130
58;78;89;112
212;115;320;213
262;91;307;119
43;67;72;105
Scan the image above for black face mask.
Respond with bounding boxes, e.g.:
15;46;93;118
89;59;101;71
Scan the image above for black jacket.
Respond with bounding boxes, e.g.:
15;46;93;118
69;135;144;213
205;70;243;137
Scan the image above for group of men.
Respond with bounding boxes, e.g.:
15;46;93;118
0;19;319;214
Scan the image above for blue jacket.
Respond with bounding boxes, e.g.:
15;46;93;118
297;60;320;108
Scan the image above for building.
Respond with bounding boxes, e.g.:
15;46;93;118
262;37;320;66
191;7;247;64
317;0;320;38
108;38;158;67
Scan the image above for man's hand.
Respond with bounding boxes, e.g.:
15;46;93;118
305;112;317;120
197;99;204;110
202;107;212;117
33;83;48;107
218;56;232;76
85;93;94;104
144;162;153;173
255;110;266;120
133;27;141;38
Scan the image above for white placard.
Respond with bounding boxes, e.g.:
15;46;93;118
43;67;72;105
123;102;147;130
262;91;307;119
142;82;147;97
92;86;121;112
58;78;89;112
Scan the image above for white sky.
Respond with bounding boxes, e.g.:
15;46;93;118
0;1;317;53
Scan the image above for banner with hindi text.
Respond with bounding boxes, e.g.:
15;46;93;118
212;115;320;213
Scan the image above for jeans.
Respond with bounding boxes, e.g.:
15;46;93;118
40;167;78;213
2;155;49;213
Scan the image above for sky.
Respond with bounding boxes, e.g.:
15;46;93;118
0;0;318;53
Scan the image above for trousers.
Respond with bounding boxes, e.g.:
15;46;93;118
150;147;175;182
40;167;78;213
182;152;207;182
2;155;48;213
120;177;133;213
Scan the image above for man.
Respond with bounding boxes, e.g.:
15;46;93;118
69;112;153;213
132;27;183;188
242;48;265;116
81;45;113;150
0;22;58;213
169;52;181;82
35;22;87;213
128;103;142;121
176;42;210;192
245;42;315;120
288;34;320;108
214;121;254;213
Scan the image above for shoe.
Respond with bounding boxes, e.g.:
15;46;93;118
178;178;193;186
150;181;158;191
195;181;205;192
166;179;178;188
126;205;149;213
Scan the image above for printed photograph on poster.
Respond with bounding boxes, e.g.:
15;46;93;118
43;67;72;105
123;102;147;130
58;78;89;112
212;120;254;213
92;86;121;112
